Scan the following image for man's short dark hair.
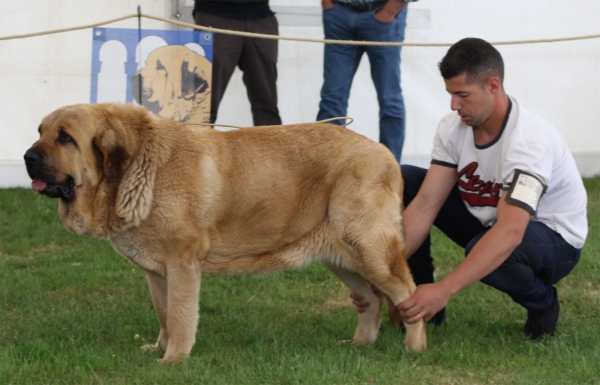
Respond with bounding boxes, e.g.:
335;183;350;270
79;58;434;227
438;38;504;86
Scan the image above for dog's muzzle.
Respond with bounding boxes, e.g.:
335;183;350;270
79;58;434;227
24;148;75;200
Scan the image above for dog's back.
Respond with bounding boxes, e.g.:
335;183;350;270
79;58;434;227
146;122;404;275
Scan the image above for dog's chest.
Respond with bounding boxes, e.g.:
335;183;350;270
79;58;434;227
109;232;165;276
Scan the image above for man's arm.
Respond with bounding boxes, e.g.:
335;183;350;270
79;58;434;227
403;164;458;258
322;0;334;9
398;193;532;323
322;0;408;20
376;0;408;22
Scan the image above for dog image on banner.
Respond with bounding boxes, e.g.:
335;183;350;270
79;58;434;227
90;28;213;125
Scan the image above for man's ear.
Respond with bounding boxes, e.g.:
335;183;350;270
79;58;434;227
486;76;502;94
93;130;131;183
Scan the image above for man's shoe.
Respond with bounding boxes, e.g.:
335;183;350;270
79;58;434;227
524;287;560;340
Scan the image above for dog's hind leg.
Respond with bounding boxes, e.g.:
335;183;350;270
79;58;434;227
354;233;427;352
323;262;384;345
142;271;169;352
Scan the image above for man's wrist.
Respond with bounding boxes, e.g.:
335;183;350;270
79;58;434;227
438;276;461;297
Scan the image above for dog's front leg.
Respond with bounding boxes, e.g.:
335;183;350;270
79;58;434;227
160;260;202;364
141;270;169;352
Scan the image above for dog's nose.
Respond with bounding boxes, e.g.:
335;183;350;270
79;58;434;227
24;149;42;165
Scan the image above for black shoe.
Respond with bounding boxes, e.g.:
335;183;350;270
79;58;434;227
524;287;560;340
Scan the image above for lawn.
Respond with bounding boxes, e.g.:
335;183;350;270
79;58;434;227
1;180;599;384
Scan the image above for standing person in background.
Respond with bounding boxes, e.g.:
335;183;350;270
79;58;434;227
194;1;282;126
317;0;417;163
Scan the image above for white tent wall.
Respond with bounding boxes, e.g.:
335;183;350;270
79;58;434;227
1;0;599;188
0;0;173;188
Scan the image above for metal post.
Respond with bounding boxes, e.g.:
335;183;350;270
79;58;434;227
137;5;142;106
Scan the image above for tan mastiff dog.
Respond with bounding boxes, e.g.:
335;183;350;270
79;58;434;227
131;45;211;124
23;103;426;363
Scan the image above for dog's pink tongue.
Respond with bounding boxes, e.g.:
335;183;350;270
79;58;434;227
31;178;47;192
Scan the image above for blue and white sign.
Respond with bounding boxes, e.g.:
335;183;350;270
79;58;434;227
91;28;213;124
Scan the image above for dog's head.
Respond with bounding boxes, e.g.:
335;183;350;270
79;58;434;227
24;103;155;236
131;45;212;124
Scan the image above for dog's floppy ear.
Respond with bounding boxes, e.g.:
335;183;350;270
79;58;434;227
100;105;158;229
181;59;210;100
93;129;131;183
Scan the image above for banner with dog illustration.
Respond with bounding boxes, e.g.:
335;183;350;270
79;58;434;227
91;28;213;124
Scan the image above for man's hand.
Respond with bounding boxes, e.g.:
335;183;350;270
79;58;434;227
349;285;381;313
397;283;452;323
322;0;335;10
374;1;407;23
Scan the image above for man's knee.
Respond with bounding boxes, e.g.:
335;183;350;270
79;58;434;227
480;258;538;296
400;164;427;204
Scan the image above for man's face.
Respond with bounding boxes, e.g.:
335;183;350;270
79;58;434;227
444;73;494;128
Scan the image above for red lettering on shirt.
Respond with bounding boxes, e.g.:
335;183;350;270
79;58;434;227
457;162;503;207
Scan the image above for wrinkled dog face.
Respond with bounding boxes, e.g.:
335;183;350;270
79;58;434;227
23;106;101;203
24;103;140;236
24;104;117;204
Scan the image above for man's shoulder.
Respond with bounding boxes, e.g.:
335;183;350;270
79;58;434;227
506;97;561;145
510;97;556;132
503;97;573;177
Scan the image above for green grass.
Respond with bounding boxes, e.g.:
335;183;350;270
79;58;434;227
1;181;599;384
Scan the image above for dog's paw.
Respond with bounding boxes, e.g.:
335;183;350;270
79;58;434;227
403;320;427;352
352;326;379;345
352;333;380;346
141;342;160;352
403;338;427;352
159;352;188;365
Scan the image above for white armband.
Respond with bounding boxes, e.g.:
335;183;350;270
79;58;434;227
504;169;547;215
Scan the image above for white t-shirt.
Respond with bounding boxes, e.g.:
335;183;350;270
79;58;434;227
431;96;588;249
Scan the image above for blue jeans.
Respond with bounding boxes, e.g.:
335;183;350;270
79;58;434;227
402;165;582;312
317;4;407;162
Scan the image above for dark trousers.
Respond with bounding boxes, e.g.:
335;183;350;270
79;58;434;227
402;165;581;311
194;13;282;126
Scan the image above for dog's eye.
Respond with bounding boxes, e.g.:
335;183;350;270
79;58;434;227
156;60;166;71
58;129;76;146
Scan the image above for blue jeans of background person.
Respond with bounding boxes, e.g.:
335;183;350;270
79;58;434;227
402;164;581;312
317;4;407;162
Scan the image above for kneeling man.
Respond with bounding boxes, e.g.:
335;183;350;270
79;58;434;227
355;38;587;340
